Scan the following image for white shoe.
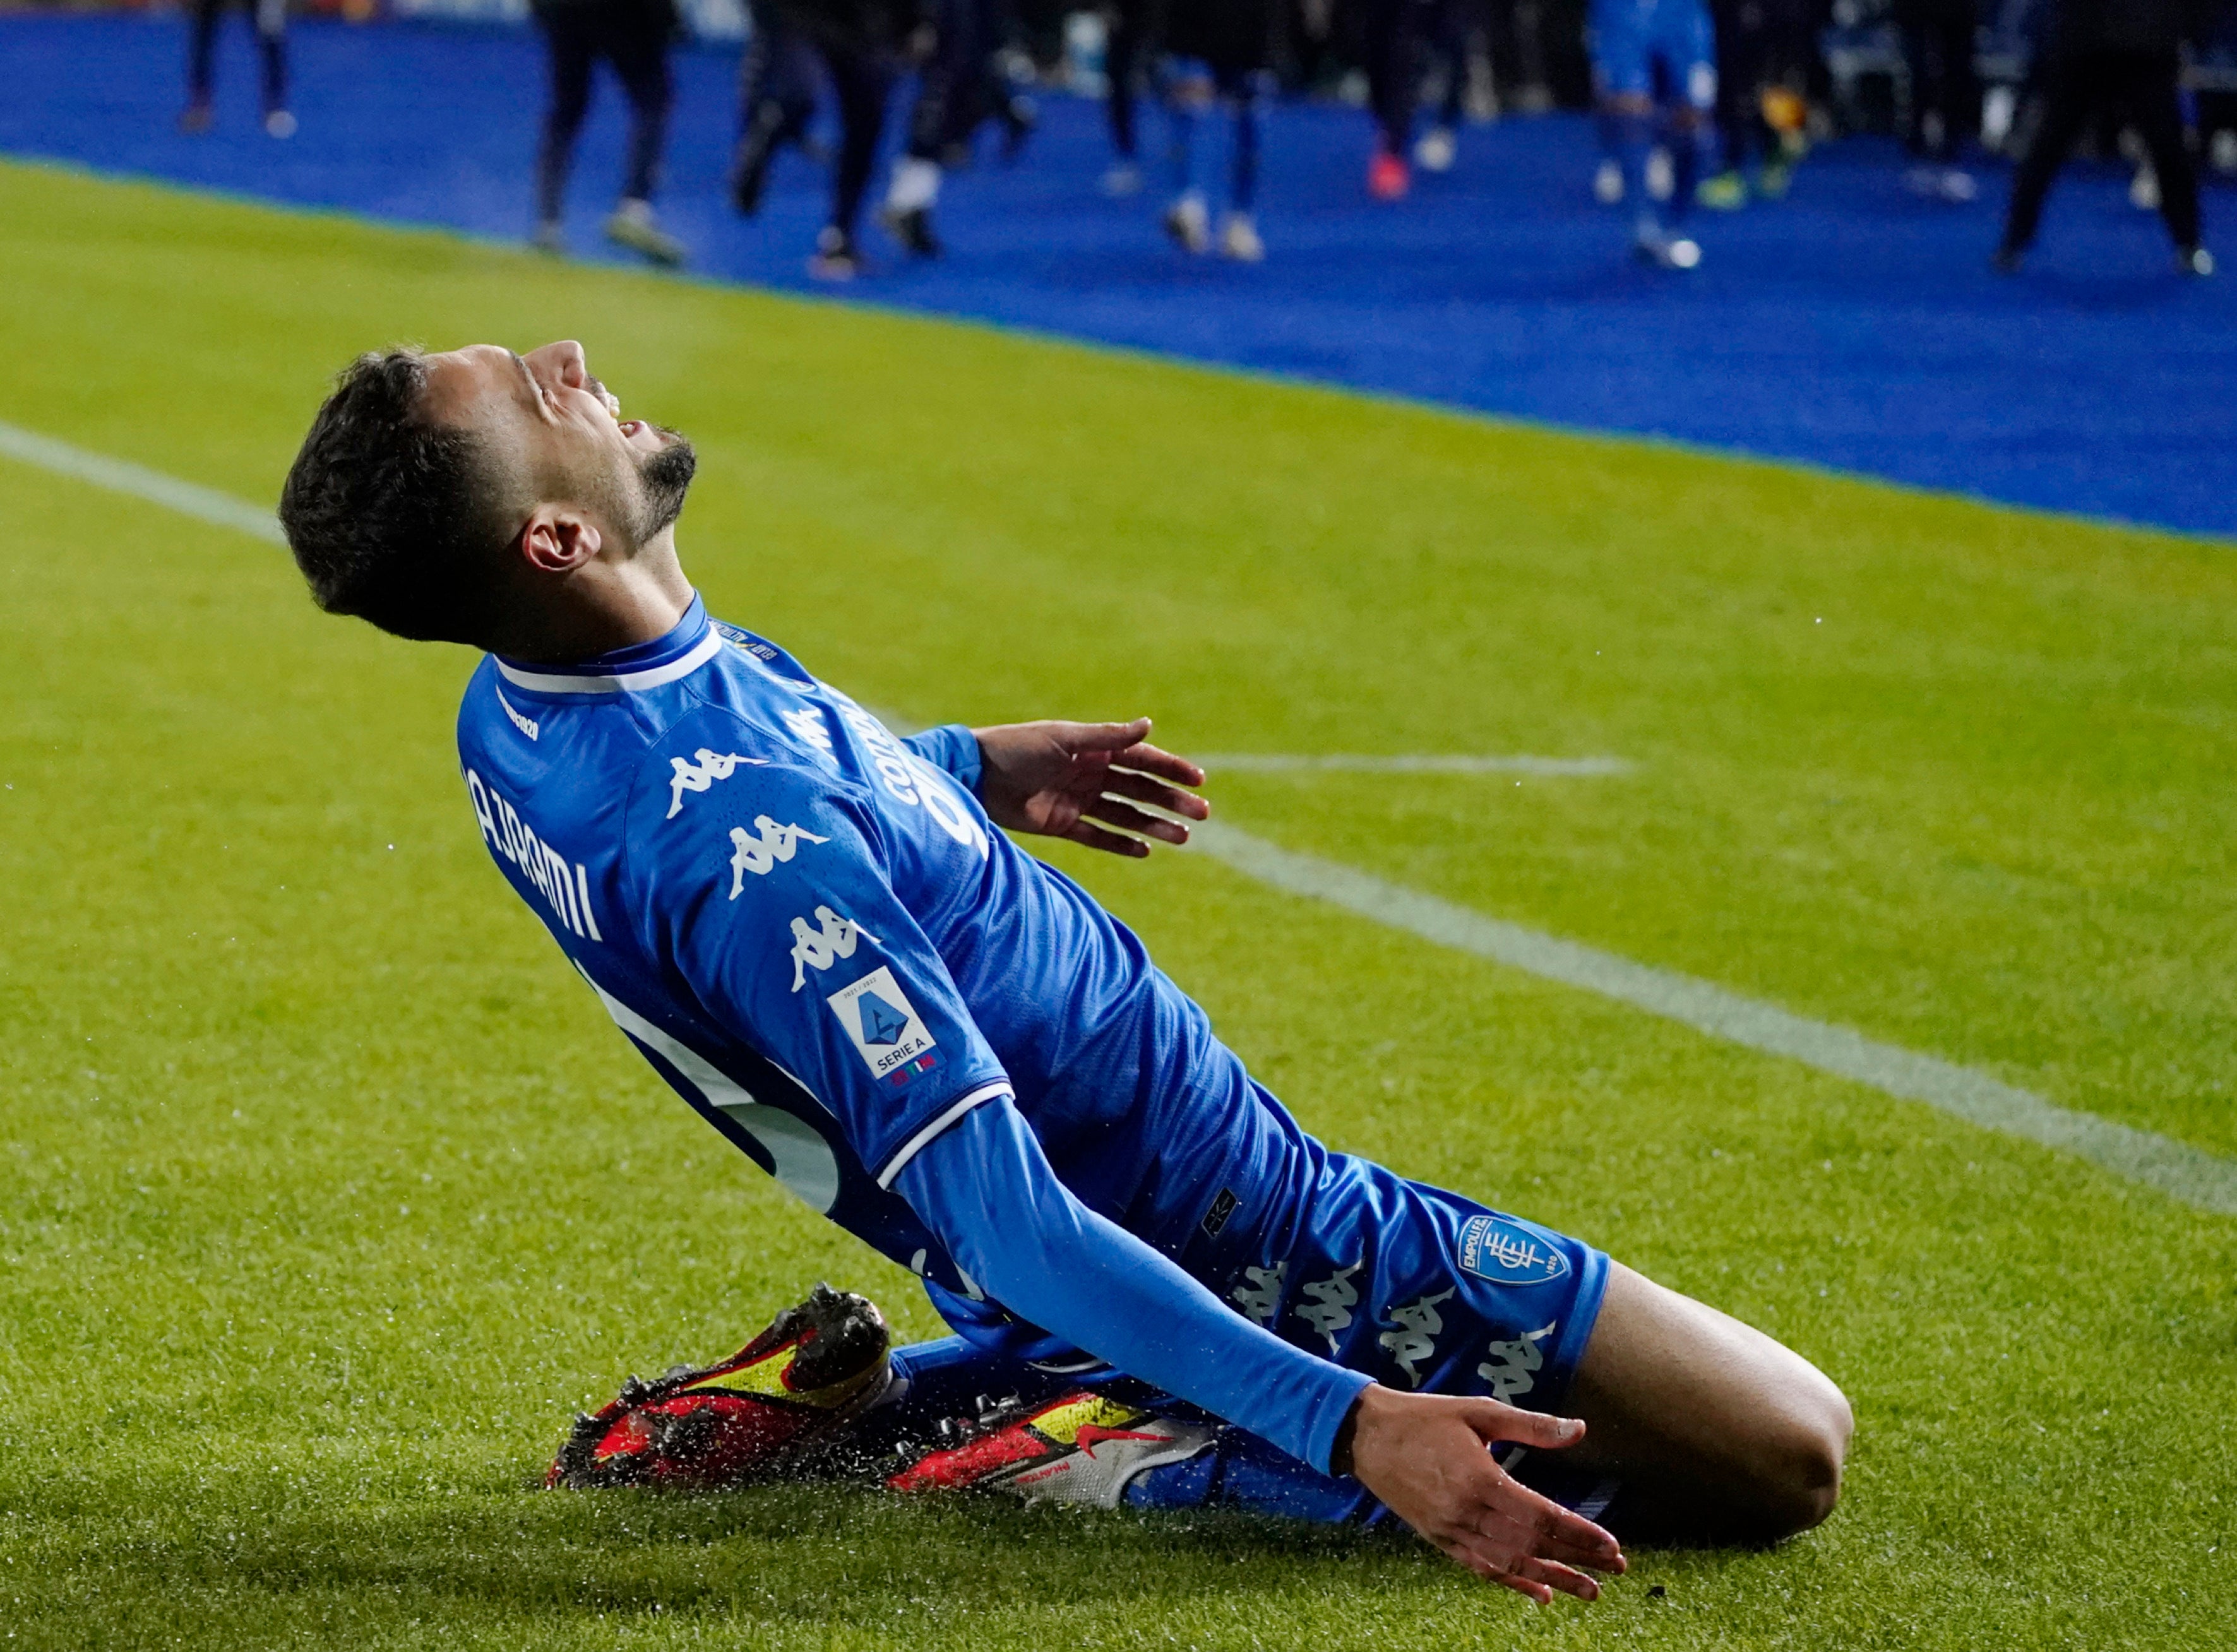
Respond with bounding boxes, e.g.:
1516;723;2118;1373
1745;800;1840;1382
1634;224;1701;269
1412;126;1456;174
2178;244;2216;277
1594;158;1625;205
2131;166;2161;211
1937;167;1977;203
530;219;566;255
1163;191;1210;253
1644;146;1674;201
1101;161;1143;198
1218;211;1263;262
2214;129;2237;175
264;109;297;139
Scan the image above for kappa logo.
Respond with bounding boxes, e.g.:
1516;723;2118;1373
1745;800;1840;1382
1292;1262;1364;1355
666;749;767;819
728;816;830;895
1229;1263;1286;1326
1477;1321;1556;1403
1378;1287;1457;1389
825;965;938;1080
1456;1215;1572;1287
789;905;879;992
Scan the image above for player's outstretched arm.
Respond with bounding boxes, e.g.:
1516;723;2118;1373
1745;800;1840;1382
1333;1386;1626;1603
971;717;1209;857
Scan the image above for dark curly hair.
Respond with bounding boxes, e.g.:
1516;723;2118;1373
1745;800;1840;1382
279;350;515;644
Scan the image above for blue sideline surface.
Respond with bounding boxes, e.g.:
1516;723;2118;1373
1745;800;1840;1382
3;12;2232;536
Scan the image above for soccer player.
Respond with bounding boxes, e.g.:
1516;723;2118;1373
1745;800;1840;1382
1589;0;1719;266
277;340;1852;1596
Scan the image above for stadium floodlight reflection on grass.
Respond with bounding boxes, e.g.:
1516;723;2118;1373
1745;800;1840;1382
4;1;2236;1642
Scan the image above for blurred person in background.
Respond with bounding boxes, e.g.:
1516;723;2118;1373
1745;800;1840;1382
1101;0;1159;196
1411;0;1486;175
729;0;825;217
1895;0;1980;201
1993;0;2214;273
732;0;908;277
180;0;292;138
530;0;688;266
1159;0;1280;258
1361;0;1428;198
1590;0;1719;266
878;0;1039;258
1698;0;1810;206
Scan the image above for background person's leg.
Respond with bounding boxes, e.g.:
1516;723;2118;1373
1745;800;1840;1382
253;0;289;125
2116;50;2202;253
605;0;676;209
816;40;892;267
1997;52;2096;259
1545;1263;1851;1544
184;0;225;123
533;6;599;234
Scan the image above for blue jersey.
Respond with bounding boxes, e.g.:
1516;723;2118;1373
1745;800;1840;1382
456;596;1608;1477
456;596;1313;1319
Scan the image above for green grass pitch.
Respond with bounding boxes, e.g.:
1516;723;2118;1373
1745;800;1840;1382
3;158;2234;1649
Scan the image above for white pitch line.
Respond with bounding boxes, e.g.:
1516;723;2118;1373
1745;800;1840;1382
1198;754;1632;776
4;417;2229;1216
1188;820;2237;1217
0;418;285;546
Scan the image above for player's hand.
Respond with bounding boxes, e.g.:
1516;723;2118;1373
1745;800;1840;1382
1339;1384;1626;1603
972;718;1209;858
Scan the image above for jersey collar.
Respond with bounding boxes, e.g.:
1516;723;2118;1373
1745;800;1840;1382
492;594;722;696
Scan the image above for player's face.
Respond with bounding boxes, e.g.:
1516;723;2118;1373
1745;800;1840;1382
419;340;695;549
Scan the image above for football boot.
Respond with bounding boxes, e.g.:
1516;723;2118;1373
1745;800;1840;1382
888;1389;1215;1509
547;1283;892;1490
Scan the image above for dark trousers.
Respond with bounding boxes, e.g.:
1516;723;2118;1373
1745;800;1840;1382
188;0;287;112
1894;0;1974;160
905;0;1027;164
738;0;823;160
820;43;892;234
1106;0;1155;159
534;0;675;222
2002;48;2199;252
1363;0;1426;154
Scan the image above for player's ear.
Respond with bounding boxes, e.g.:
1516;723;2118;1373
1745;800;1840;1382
518;507;603;576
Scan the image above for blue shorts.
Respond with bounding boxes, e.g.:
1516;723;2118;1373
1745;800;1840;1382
1591;0;1717;109
907;1150;1609;1523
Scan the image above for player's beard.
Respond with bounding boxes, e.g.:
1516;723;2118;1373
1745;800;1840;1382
631;429;696;540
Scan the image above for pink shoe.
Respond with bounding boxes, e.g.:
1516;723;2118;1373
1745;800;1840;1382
1368;150;1410;201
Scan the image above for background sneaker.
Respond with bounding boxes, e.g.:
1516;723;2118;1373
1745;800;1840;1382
1635;225;1702;270
263;109;296;140
808;227;864;280
1593;157;1625;204
1412;127;1456;174
1164;192;1210;253
1697;170;1748;211
1367;150;1410;201
1219;212;1264;263
879;203;942;258
604;199;686;267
